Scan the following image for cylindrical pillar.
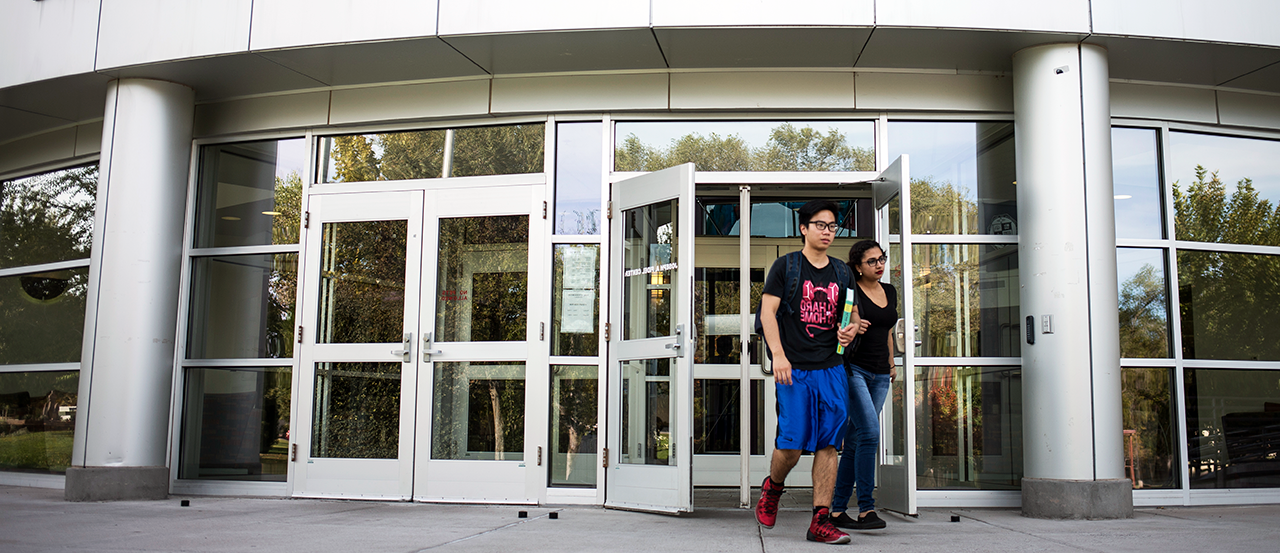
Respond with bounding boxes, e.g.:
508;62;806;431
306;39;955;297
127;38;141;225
1012;43;1131;519
66;78;194;501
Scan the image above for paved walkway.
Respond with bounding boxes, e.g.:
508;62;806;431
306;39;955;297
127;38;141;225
3;485;1277;552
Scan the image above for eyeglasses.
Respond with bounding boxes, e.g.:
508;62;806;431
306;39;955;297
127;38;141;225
862;256;888;267
806;221;839;232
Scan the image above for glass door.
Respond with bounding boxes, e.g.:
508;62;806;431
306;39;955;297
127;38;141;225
875;155;919;516
606;164;696;513
414;184;547;503
293;191;424;499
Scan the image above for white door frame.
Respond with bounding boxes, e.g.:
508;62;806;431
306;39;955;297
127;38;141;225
605;164;697;514
292;182;548;503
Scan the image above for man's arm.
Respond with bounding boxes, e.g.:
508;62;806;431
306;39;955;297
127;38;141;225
759;293;793;385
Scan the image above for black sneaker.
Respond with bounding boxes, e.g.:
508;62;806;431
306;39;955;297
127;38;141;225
832;511;887;530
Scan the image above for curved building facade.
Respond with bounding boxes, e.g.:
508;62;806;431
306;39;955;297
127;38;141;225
2;1;1279;516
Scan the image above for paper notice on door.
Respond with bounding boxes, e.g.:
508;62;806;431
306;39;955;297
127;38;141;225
562;246;597;290
561;289;596;333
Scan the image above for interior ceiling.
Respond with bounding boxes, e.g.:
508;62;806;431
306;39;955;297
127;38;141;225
3;27;1279;146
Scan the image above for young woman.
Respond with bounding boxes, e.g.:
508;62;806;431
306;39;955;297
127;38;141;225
830;240;898;530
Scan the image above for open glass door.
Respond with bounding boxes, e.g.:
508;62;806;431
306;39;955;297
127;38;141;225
606;164;696;513
875;155;918;516
293;191;424;499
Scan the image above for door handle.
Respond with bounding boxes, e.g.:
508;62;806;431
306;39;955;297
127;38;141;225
665;324;685;357
391;332;413;362
422;332;443;362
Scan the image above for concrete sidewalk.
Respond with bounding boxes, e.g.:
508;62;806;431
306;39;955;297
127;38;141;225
2;485;1277;552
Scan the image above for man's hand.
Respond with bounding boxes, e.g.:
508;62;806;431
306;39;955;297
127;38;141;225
837;323;858;347
773;355;793;385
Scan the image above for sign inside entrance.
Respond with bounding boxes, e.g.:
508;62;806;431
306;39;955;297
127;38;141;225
561;246;598;333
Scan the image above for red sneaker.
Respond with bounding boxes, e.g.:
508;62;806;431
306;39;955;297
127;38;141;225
755;477;784;528
807;508;851;544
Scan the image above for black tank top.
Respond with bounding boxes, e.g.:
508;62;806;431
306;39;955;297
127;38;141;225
844;282;898;375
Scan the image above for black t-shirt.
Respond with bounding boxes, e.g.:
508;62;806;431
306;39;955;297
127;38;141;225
844;282;898;375
762;254;849;370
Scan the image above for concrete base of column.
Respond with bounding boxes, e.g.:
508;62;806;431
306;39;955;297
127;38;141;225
64;466;169;502
1021;478;1133;519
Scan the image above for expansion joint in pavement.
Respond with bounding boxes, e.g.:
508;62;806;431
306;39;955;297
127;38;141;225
411;511;559;552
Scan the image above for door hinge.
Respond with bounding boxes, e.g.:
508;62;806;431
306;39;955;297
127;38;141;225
296;325;304;343
602;447;609;468
542;201;548;220
290;443;298;462
537;446;543;466
604;322;611;342
303;211;310;229
540;322;545;341
606;201;613;220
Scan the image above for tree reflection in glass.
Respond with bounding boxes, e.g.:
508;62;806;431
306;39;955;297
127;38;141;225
316;220;408;344
432;362;525;461
616;122;873;172
1121;367;1178;489
0;165;96;270
435;216;529;343
311;362;400;459
1116;248;1170;359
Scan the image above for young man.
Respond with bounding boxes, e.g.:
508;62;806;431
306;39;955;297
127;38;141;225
756;199;859;545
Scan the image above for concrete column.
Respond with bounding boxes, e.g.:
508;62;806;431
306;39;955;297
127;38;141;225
67;79;194;501
1012;44;1131;519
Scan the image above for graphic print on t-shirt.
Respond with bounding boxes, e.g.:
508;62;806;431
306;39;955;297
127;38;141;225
799;280;839;337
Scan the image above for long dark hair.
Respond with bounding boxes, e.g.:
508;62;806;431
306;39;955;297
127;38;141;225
847;239;884;277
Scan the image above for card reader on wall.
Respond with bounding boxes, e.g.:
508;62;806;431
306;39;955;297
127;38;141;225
1026;315;1035;345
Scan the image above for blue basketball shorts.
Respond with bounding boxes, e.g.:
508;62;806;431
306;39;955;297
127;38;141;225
775;364;849;452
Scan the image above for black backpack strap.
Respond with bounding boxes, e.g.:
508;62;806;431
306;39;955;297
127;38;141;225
781;251;802;316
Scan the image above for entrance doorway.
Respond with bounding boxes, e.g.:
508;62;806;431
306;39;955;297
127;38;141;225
291;183;548;502
606;157;917;514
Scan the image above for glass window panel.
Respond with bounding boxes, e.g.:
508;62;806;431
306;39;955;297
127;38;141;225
194;139;305;248
622;200;677;340
310;362;400;459
694;267;763;365
1121;367;1179;489
913;244;1021;357
0;371;78;473
615;121;875;172
1117;248;1171;358
555;122;603;235
450;124;545;177
432;362;525;461
1171;132;1280;247
550;365;597;487
316;220;407;344
0;165;97;269
551;244;599;356
693;379;764;455
0;267;88;365
915;365;1022;490
1185;368;1280;489
620;359;675;465
1112;128;1165;239
436;216;529;342
178;367;290;481
1178;250;1280;361
320;130;446;183
695;198;867;239
187;254;297;359
889;122;1017;236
